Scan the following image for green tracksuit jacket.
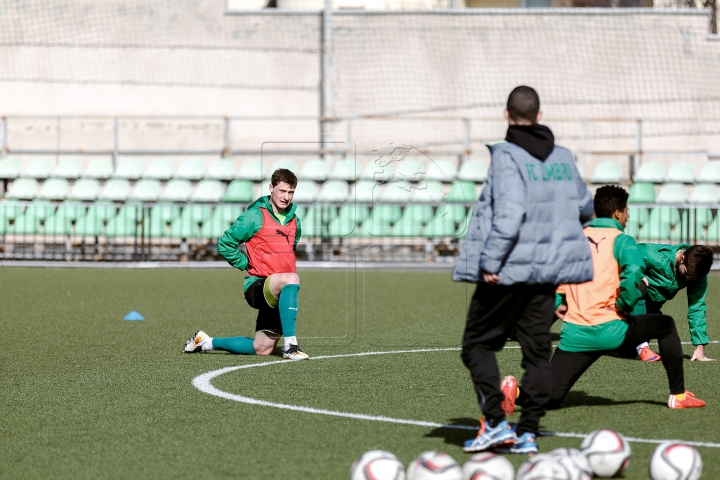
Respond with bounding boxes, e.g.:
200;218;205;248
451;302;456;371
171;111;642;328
217;196;302;292
632;243;709;346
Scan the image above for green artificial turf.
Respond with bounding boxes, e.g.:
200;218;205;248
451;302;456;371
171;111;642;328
0;268;718;479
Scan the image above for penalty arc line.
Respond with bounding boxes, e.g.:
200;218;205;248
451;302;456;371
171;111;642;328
191;348;720;450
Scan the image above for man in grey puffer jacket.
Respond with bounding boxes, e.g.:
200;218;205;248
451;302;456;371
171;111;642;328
454;86;594;455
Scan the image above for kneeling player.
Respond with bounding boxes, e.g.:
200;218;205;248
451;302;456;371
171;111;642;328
502;186;705;416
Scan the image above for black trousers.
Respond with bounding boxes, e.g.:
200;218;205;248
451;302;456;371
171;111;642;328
532;314;685;410
461;283;557;436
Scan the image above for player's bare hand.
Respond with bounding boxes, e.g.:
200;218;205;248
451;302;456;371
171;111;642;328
690;345;716;361
482;272;500;286
555;304;567;320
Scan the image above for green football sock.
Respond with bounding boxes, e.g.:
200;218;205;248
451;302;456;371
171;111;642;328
211;337;257;355
279;284;300;338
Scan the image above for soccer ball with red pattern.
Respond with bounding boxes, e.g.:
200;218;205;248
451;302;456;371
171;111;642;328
407;451;463;480
461;452;514;480
649;442;702;480
579;429;631;477
350;450;406;480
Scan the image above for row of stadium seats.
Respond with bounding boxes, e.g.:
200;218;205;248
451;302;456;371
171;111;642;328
590;161;720;184
626;205;720;242
0;201;472;239
1;178;482;204
0;156;489;183
627;182;720;204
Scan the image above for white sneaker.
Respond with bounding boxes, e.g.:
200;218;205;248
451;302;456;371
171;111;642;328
183;330;211;353
283;344;309;361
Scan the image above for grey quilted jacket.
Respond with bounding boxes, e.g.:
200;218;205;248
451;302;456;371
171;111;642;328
452;141;594;285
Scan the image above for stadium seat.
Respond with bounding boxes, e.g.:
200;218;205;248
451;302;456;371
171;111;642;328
144;159;175;180
160;179;192;202
205;158;237;181
639;207;679;241
424;211;456;238
335;204;368;224
180;204;212;223
74;213;103;237
370;205;401;224
83;157;114;180
293;205;305;219
656;183;687;203
114;158;144;180
628;182;655;204
391;214;422;237
690;184;719;203
222;180;254;203
86;202;118;223
291;181;318;203
191;180;224;203
633;162;665;183
201;205;242;239
362;159;393;182
237;158;264;181
304;205;337;227
271;158;299;175
299;209;322;238
55;201;87;222
455;207;474;238
0;200;23;222
43;208;74;236
299;158;328;181
53;157;83;179
104;204;146;237
697;161;720;183
98;179;131;201
624;218;640;238
169;215;202;239
395;159;425;183
317;180;350;202
68;179;100;201
628;206;649;227
667;162;696;184
149;203;181;237
175;158;205;180
23;158;53;179
446;181;476;203
705;215;720;242
458;159;488;183
0;157;21;179
410;180;447;204
329;158;359;181
327;215;357;238
24;200;55;221
425;158;457;182
357;218;391;237
10;211;40;235
590;162;622;184
670;209;707;243
379;181;411;203
351;180;377;203
130;180;162;202
437;204;467;224
6;178;38;199
38;178;69;200
400;204;434;225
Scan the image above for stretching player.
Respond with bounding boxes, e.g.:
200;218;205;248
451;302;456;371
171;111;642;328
182;168;308;360
502;186;706;416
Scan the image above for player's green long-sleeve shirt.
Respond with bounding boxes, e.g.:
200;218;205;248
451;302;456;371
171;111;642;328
217;196;301;292
632;243;709;346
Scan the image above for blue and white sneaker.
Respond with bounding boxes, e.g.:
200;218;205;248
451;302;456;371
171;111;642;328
463;419;515;453
494;432;538;455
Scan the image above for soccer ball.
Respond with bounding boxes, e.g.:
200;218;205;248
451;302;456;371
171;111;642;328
649;442;702;480
407;451;463;480
350;450;406;480
547;448;593;480
516;454;573;480
579;429;631;477
461;452;515;480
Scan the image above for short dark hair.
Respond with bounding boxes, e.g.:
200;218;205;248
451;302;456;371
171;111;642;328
684;245;714;282
593;185;629;218
507;86;540;123
271;168;297;187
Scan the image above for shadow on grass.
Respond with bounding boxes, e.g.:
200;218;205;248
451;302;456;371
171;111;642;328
424;418;479;446
555;391;666;408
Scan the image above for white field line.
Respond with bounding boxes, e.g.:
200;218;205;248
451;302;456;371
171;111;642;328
192;348;720;449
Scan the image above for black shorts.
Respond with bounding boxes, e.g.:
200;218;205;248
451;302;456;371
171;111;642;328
244;277;283;336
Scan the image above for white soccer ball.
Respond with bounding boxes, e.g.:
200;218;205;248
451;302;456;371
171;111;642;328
548;448;593;480
579;429;631;478
407;451;463;480
462;452;515;480
350;450;406;480
649;442;702;480
516;454;573;480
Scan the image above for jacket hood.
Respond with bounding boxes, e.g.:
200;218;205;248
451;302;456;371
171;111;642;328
505;124;555;161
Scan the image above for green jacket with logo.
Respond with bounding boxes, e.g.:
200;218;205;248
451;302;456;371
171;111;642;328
217;196;302;292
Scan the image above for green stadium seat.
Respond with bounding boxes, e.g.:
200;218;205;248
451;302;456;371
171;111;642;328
337;204;369;224
43;210;73;236
628;206;649;227
222;180;254;203
633;162;665;183
410;180;447;204
690;184;719;203
205;158;237;181
299;209;322;238
327;215;357;238
99;179;130;201
53;157;83;179
160;179;192;202
237;158;264;181
23;158;53;179
0;157;21;179
191;180;224;203
329;158;359;181
628;182;655;204
400;205;434;225
114;158;144;180
144;159;175;180
175;158;205;180
305;205;337;225
424;212;456;238
181;204;212;224
656;183;687;204
370;205;401;224
317;180;349;202
0;200;24;221
24;201;55;221
6;178;38;199
299;158;328;181
446;181;476;203
391;215;422;237
590;162;622;184
291;181;318;203
169;215;202;239
458;159;488;183
380;181;411;203
68;179;100;201
150;203;181;224
86;202;118;223
74;214;104;236
624;218;640;238
352;180;377;203
38;178;69;200
694;207;714;227
56;201;87;221
697;161;720;183
705;215;720;242
104;205;147;237
358;218;391;237
455;207;474;238
437;204;467;224
425;158;457;182
83;157;114;180
670;209;707;243
667;162;695;184
395;159;425;182
201;205;242;239
293;205;306;220
362;159;393;182
271;158;299;175
9;212;40;235
130;180;162;202
639;207;680;241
